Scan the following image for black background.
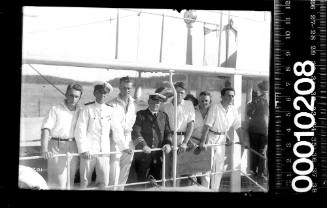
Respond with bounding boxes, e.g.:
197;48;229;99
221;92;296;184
1;0;325;206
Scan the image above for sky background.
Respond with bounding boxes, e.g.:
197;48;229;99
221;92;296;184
22;7;271;82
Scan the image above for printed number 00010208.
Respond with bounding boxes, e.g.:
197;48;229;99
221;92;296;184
291;60;316;193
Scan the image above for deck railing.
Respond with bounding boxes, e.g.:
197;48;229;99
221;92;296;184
19;142;267;192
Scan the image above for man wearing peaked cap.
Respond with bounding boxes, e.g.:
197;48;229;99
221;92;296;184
74;80;121;189
131;93;172;184
93;81;113;94
149;93;166;102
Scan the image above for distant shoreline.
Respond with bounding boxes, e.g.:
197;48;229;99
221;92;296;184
21;74;186;89
22;75;94;86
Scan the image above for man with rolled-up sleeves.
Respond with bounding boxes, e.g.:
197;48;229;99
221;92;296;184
199;87;246;191
41;83;83;189
75;81;122;189
161;81;195;186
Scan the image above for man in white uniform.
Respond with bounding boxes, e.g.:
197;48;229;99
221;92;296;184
41;83;83;189
161;81;195;186
108;76;136;190
199;87;245;191
75;82;121;189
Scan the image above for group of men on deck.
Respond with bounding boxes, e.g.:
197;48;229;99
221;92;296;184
39;76;268;191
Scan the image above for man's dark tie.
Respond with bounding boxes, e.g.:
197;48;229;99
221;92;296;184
153;113;157;119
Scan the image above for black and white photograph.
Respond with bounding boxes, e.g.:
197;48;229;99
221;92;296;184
19;7;272;192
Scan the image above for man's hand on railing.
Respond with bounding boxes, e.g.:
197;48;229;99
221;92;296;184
177;143;187;155
225;136;233;146
198;141;207;152
142;145;152;154
148;175;159;188
122;148;134;155
81;151;92;160
193;147;201;155
186;140;196;151
162;144;171;154
239;137;250;148
41;151;54;159
237;128;250;147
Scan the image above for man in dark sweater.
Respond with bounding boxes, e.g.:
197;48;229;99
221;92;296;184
247;81;269;181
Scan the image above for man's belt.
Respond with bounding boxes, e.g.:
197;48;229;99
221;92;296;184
209;130;226;135
176;132;186;136
191;136;201;141
51;137;75;142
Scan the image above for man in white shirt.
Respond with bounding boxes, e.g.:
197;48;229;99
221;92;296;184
199;87;245;191
75;82;121;189
189;91;212;187
161;81;195;186
107;76;136;190
41;83;83;189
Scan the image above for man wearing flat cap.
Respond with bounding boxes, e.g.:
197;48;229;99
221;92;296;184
131;93;172;184
75;81;122;188
246;80;269;183
161;81;195;186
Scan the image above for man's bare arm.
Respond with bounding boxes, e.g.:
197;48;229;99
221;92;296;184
41;128;53;159
183;121;194;144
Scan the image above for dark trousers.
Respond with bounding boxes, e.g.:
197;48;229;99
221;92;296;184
134;152;162;182
249;132;268;176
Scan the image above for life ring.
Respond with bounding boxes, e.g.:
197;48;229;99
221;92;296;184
19;165;48;190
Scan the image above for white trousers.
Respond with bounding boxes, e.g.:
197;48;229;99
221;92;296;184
109;135;134;190
202;133;226;191
164;135;185;187
80;155;110;189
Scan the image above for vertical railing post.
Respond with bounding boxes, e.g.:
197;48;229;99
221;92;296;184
210;144;214;186
169;70;177;187
225;11;231;64
115;9;120;59
230;74;242;192
38;99;41;117
162;150;166;187
136;10;141;60
217;12;223;67
66;153;71;190
159;14;165;63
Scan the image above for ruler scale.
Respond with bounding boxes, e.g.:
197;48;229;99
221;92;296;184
274;0;327;194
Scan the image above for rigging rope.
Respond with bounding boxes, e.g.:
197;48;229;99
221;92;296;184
28;64;65;96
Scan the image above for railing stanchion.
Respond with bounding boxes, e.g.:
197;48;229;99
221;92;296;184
66;152;71;190
169;70;178;187
19;144;267;191
162;150;166;187
210;144;214;185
